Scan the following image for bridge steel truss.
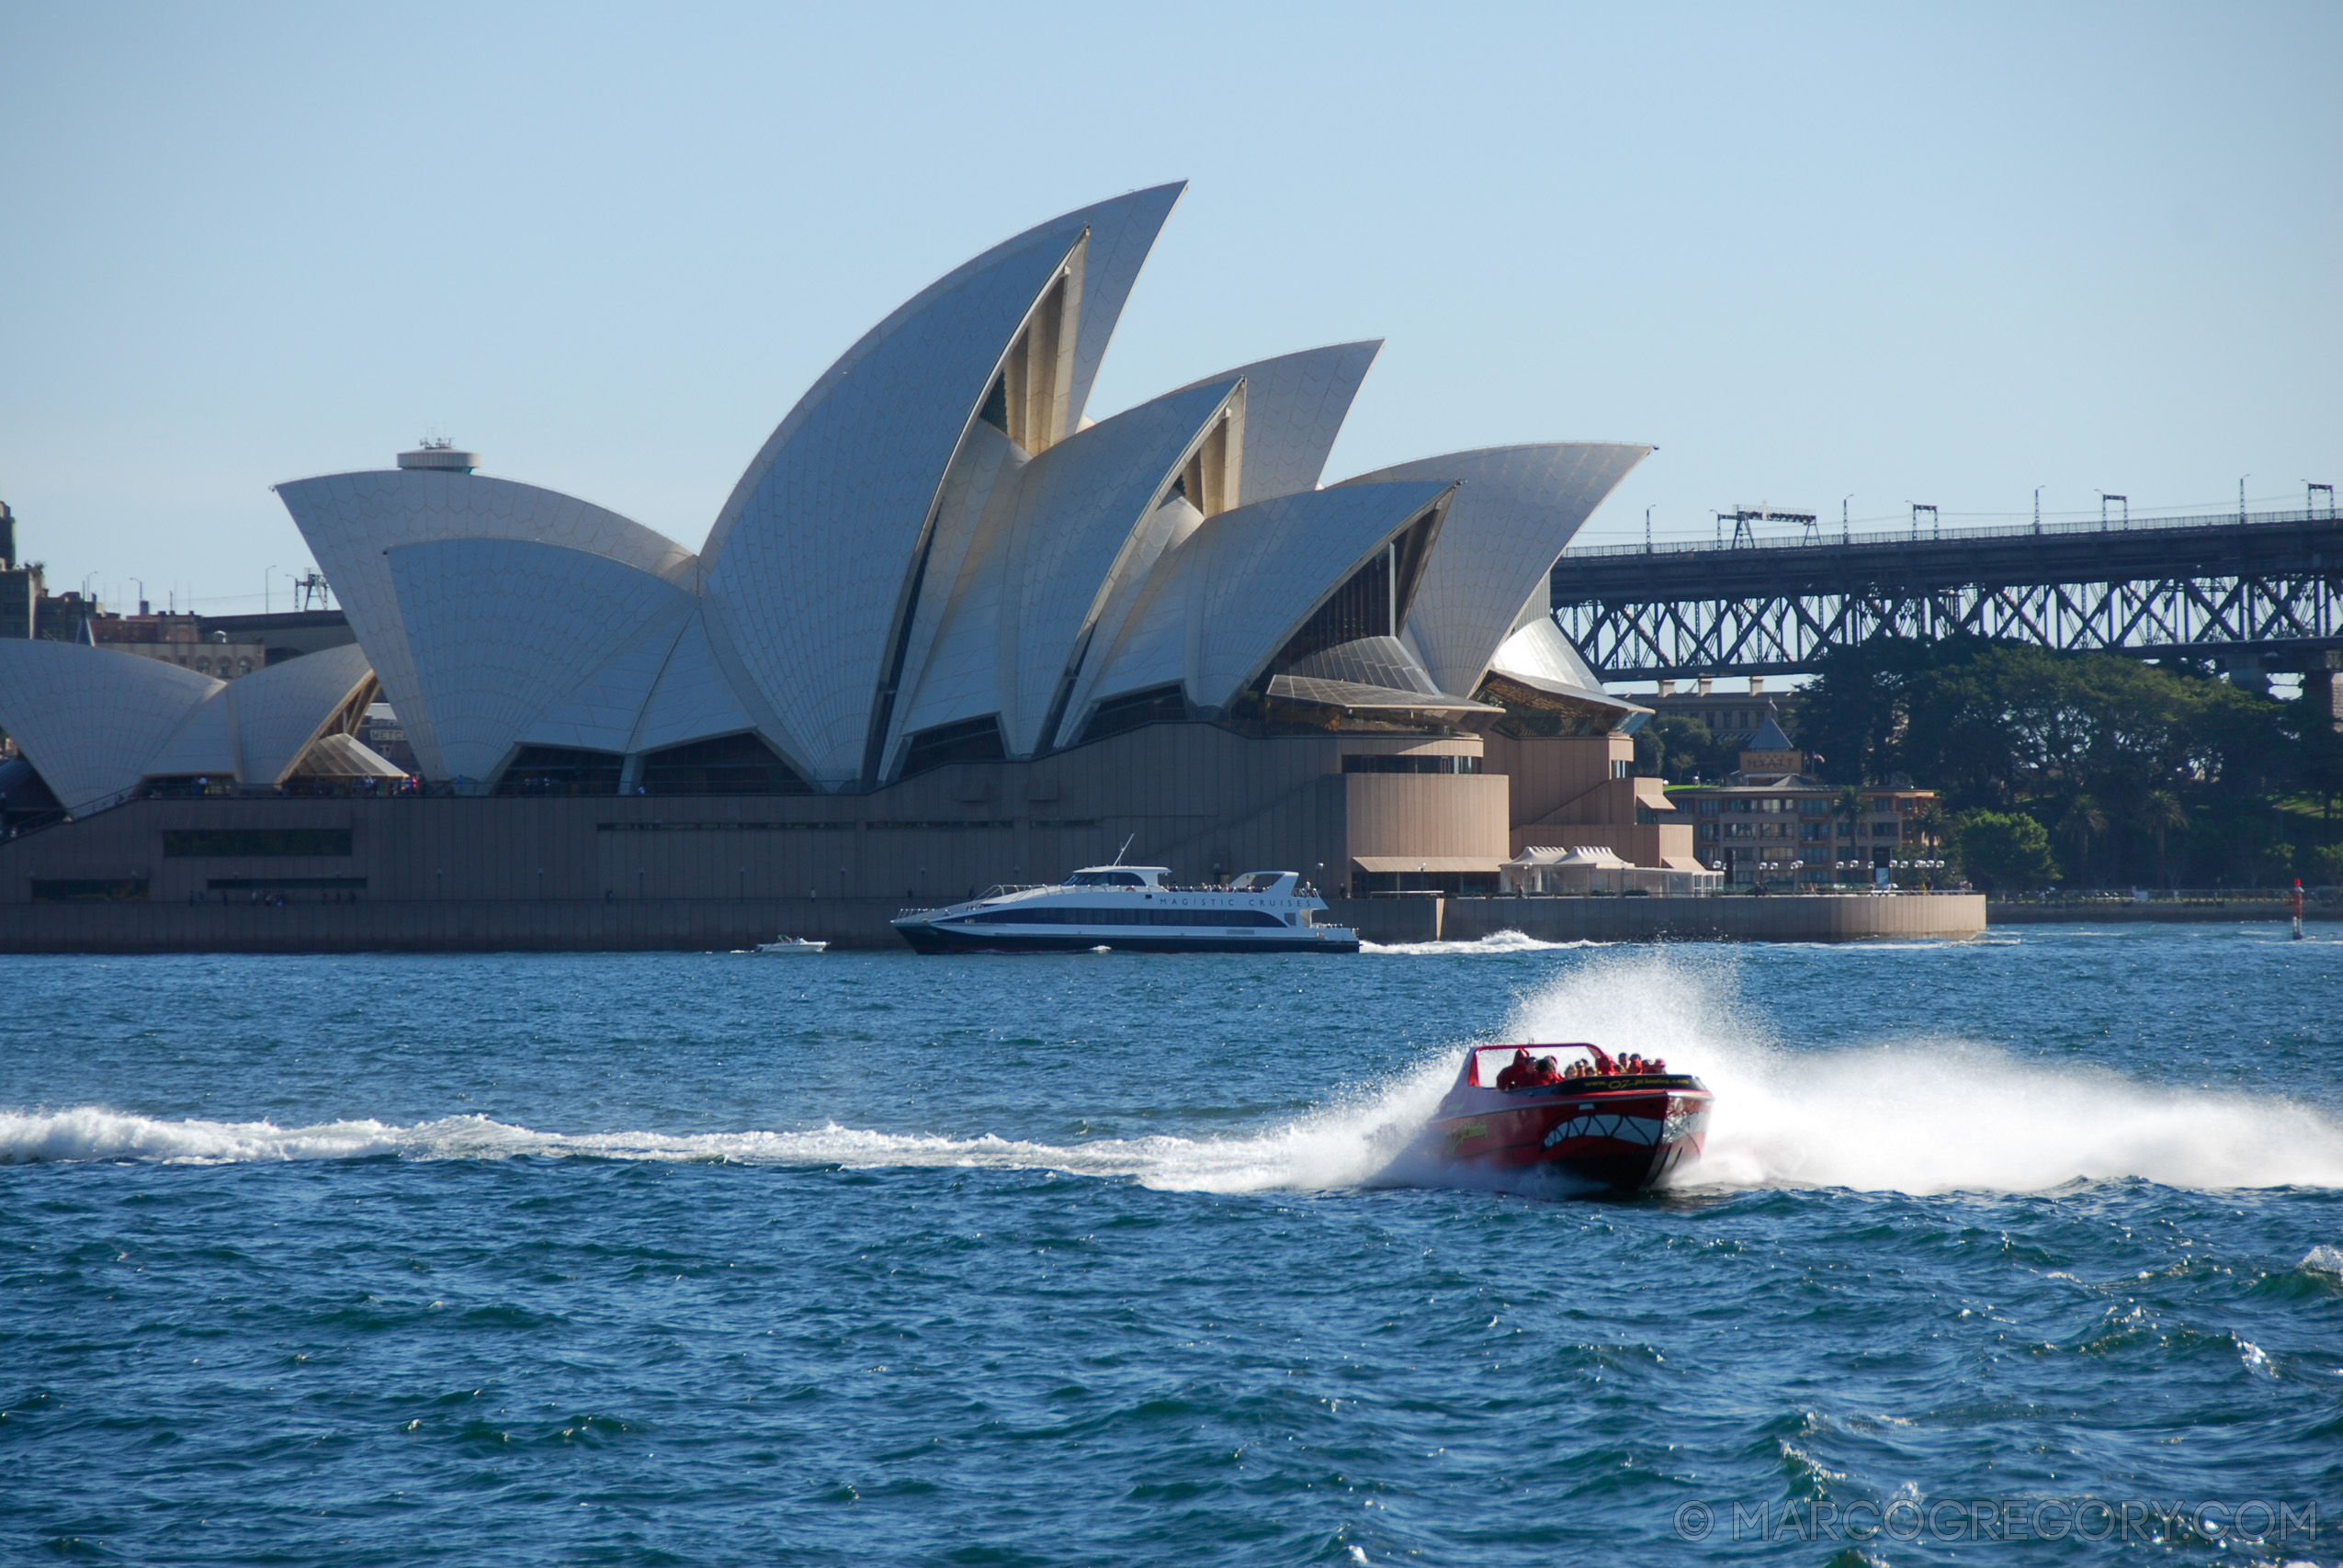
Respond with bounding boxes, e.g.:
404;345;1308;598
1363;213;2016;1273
1548;508;2343;679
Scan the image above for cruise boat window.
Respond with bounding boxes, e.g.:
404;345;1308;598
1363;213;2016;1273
1228;872;1285;891
1068;870;1147;887
963;907;1285;927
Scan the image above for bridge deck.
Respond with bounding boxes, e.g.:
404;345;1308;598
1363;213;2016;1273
1548;508;2343;678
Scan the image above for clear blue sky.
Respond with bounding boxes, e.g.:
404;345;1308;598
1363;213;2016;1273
3;2;2337;615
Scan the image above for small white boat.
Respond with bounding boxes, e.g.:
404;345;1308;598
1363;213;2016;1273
754;935;828;954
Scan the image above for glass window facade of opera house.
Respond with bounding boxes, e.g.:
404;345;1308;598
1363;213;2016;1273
0;183;1710;941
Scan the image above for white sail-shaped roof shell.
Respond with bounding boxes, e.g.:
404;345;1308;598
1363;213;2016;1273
143;686;240;779
1174;341;1380;505
138;646;374;785
275;469;696;779
628;609;762;756
1082;480;1454;718
1064;183;1185;429
0;641;217;811
227;642;378;785
387;538;696;784
887;379;1239;761
1001;379;1240;754
700;185;1185;787
873;423;1029;769
524;604;696;756
1489;608;1609;693
1338;444;1648;698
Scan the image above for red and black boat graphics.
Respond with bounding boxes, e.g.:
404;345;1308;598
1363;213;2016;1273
1419;1043;1712;1192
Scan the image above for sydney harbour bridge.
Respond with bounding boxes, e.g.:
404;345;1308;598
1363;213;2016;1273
1549;503;2343;693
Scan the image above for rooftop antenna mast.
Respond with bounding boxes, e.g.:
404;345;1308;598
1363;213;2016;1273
1111;833;1135;866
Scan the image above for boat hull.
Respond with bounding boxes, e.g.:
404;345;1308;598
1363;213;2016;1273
893;920;1358;955
1421;1078;1712;1192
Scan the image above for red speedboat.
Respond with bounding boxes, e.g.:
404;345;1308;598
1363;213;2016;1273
1418;1043;1713;1192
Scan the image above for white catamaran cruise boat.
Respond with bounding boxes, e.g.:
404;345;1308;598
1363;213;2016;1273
891;866;1359;954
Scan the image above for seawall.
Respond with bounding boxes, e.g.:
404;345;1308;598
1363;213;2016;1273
1987;899;2335;924
1332;894;1986;945
0;892;1985;953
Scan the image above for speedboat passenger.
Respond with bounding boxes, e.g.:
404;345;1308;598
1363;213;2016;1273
1494;1048;1536;1090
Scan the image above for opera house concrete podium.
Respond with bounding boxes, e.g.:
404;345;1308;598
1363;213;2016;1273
0;182;1730;951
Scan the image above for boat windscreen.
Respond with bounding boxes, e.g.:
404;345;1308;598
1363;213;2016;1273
1068;870;1149;887
1467;1043;1602;1087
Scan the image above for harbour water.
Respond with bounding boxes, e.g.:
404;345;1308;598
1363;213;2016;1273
3;926;2339;1565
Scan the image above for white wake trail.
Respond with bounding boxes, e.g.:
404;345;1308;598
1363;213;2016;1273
1363;931;1610;956
1504;949;2343;1193
0;1063;1464;1195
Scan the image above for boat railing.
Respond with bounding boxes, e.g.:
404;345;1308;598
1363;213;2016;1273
904;879;1321;915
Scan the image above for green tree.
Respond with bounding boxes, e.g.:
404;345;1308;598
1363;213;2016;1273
1953;810;2060;892
2285;679;2343;823
1802;635;2296;886
1634;714;1737;782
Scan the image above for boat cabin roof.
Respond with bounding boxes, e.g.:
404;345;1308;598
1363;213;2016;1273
1068;866;1170;887
1060;867;1303;893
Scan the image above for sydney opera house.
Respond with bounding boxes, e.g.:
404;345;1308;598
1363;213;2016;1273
0;183;1700;949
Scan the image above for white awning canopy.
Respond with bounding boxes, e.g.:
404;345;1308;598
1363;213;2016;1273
1505;845;1631;870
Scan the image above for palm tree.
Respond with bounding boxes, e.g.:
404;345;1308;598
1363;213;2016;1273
1834;785;1864;883
2058;795;2109;886
2143;790;2185;889
1913;801;1951;886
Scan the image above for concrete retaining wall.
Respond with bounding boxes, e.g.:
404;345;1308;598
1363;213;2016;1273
0;898;905;954
1988;899;2336;924
0;891;1986;954
1328;893;1986;945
